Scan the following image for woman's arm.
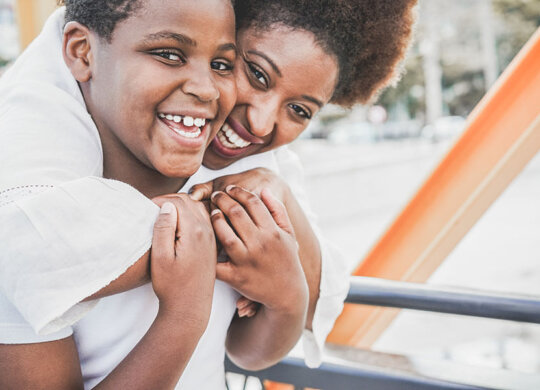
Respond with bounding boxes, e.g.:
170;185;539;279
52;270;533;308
0;198;217;389
190;168;322;329
210;186;309;369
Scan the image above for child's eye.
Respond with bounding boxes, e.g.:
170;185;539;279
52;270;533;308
289;104;312;120
211;61;233;72
247;62;268;88
153;50;183;63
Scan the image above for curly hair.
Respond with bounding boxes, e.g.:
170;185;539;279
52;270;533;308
57;0;143;42
235;0;417;107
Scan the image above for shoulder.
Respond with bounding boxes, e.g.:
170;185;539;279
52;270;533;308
0;82;103;189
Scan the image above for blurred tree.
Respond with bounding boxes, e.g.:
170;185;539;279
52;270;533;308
493;0;540;68
377;0;539;125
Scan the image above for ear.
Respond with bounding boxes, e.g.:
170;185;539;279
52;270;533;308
62;21;94;83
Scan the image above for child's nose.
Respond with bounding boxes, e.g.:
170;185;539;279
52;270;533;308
182;69;220;103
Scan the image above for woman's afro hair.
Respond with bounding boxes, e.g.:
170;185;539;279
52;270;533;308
57;0;143;42
235;0;418;107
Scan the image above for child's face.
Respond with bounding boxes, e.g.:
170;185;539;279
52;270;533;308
83;0;237;179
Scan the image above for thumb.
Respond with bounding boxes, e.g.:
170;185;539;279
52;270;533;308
152;202;178;264
260;188;295;237
189;181;214;201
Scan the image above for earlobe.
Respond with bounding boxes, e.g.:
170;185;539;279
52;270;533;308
62;21;93;83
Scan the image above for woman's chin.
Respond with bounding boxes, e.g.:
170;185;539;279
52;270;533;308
203;139;254;170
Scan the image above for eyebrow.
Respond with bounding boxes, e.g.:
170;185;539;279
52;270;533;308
218;43;237;53
302;95;324;108
143;31;196;46
247;50;282;77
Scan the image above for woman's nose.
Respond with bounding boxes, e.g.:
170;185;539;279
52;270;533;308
246;104;277;138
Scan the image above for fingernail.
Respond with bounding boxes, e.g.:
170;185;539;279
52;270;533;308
225;185;236;193
211;209;222;216
160;202;174;215
211;191;220;201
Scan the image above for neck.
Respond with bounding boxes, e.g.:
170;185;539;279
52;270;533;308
100;131;187;199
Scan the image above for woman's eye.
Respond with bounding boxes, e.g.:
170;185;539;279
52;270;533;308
211;61;233;72
248;63;268;88
289;104;312;120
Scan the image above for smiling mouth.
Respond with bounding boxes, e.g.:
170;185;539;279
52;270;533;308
216;122;252;149
158;112;208;138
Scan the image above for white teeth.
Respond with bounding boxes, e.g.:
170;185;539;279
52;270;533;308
159;113;207;128
218;125;251;149
171;126;201;139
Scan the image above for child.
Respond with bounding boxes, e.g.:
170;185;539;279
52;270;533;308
0;0;262;387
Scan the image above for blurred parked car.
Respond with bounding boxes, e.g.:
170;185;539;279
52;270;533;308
327;121;376;144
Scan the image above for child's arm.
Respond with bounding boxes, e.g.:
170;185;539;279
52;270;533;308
0;198;216;389
210;186;309;369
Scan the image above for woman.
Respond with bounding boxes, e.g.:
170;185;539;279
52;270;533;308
71;0;417;387
0;0;416;388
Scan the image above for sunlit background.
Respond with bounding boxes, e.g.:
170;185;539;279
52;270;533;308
1;0;539;381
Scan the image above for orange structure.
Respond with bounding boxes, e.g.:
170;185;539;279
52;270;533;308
15;0;57;49
329;27;540;347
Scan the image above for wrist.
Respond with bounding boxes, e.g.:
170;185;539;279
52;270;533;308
156;305;209;339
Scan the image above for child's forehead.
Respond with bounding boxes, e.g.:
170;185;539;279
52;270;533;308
115;0;235;40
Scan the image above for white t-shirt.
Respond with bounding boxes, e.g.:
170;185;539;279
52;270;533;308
0;5;349;379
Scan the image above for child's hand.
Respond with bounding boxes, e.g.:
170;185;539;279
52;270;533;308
210;186;308;314
151;197;217;329
236;296;259;317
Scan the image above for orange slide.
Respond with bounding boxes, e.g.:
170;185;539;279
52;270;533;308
329;27;540;347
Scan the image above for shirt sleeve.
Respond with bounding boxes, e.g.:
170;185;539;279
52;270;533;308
0;81;160;338
274;146;350;368
0;289;73;344
0;177;159;336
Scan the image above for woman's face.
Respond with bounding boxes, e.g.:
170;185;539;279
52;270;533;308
203;25;339;169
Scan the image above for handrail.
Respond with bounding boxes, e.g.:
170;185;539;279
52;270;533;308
226;276;540;389
347;276;540;323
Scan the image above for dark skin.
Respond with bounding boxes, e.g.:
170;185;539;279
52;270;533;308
194;26;339;331
190;168;322;331
87;24;340;366
0;0;236;387
2;13;341;389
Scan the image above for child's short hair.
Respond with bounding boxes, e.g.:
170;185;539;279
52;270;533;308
58;0;143;42
235;0;417;106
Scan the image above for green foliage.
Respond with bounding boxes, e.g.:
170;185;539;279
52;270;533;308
493;0;540;68
375;0;539;123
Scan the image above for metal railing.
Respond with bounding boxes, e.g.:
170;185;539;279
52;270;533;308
225;276;540;390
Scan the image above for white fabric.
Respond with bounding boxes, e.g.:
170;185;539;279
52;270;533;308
273;147;350;367
75;154;276;389
0;8;159;337
0;6;349;383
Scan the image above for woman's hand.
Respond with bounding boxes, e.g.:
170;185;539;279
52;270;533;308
151;196;217;328
211;186;308;313
190;168;289;204
210;186;308;369
191;168;322;330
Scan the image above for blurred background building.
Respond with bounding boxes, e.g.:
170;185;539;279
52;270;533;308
1;0;539;384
